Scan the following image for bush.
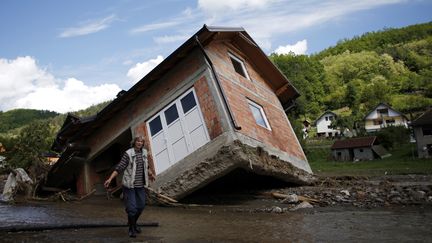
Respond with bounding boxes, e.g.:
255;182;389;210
374;125;410;149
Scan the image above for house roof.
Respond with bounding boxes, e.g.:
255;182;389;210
314;111;337;125
364;102;408;120
51;25;299;153
331;136;377;149
411;109;432;126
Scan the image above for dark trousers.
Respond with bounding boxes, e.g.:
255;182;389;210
123;187;146;218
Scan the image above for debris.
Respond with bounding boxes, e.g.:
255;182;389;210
145;186;178;206
1;168;33;202
340;190;350;196
290;201;313;211
281;194;298;204
270;192;320;204
270;206;283;213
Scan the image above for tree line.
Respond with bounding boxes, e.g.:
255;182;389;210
270;22;432;133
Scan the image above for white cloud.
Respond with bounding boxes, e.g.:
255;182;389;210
130;21;180;34
198;0;275;14
59;14;117;38
194;0;406;52
274;40;308;55
0;56;121;113
126;55;164;84
153;34;189;44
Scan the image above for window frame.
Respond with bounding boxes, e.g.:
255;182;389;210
228;52;250;80
247;99;271;130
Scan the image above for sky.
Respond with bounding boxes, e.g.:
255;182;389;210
0;0;431;114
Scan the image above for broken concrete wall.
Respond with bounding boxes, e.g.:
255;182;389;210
154;134;315;200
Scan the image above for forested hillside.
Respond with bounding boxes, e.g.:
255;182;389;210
0;109;59;133
270;22;432;129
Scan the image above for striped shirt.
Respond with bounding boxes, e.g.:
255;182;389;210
115;149;145;188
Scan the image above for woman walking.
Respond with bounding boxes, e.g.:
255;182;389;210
104;136;155;238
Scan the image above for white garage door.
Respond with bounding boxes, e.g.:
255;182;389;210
147;88;210;175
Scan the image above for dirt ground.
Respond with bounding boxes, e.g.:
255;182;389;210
1;174;432;242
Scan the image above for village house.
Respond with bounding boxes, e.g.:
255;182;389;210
331;136;390;161
411;109;432;158
45;25;314;199
314;111;340;137
364;103;409;133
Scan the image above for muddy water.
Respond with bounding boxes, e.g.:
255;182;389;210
1;197;431;242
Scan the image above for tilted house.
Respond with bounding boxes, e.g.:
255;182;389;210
45;25;313;199
331;136;390;161
364;103;409;133
411;109;432;158
314;111;340;137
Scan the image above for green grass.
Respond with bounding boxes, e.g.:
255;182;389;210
305;143;432;176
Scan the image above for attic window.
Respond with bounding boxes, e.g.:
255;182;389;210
248;99;271;130
229;53;250;80
377;108;389;116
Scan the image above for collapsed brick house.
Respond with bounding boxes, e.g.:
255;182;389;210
45;25;314;199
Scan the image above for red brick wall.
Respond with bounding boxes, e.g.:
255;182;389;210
206;42;306;161
134;122;156;175
194;76;223;140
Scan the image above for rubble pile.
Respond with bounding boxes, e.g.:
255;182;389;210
274;175;432;209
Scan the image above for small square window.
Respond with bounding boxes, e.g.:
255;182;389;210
149;116;162;136
248;100;271;130
180;91;197;114
164;104;179;125
229;53;250;80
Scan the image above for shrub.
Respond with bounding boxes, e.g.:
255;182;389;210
374;125;410;149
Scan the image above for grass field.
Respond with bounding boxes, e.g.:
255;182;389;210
305;143;432;176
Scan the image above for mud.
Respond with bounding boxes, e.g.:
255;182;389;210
1;175;432;242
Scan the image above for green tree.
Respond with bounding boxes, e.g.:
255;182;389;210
375;126;410;149
270;53;325;117
5;120;55;169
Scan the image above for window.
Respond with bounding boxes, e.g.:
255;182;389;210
377;108;389;116
325;117;328;121
149;116;162;136
423;126;432;136
359;149;364;152
164;104;179;125
386;119;395;124
180;92;197;114
373;119;383;125
248;100;271;130
229;53;250;80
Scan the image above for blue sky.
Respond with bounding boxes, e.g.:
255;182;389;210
0;0;431;113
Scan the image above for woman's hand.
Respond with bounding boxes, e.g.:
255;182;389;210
149;171;156;182
104;178;112;189
104;171;118;189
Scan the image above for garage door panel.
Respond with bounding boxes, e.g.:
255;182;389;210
172;138;188;161
184;108;202;131
155;150;170;175
152;133;167;154
190;125;208;149
168;121;184;142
